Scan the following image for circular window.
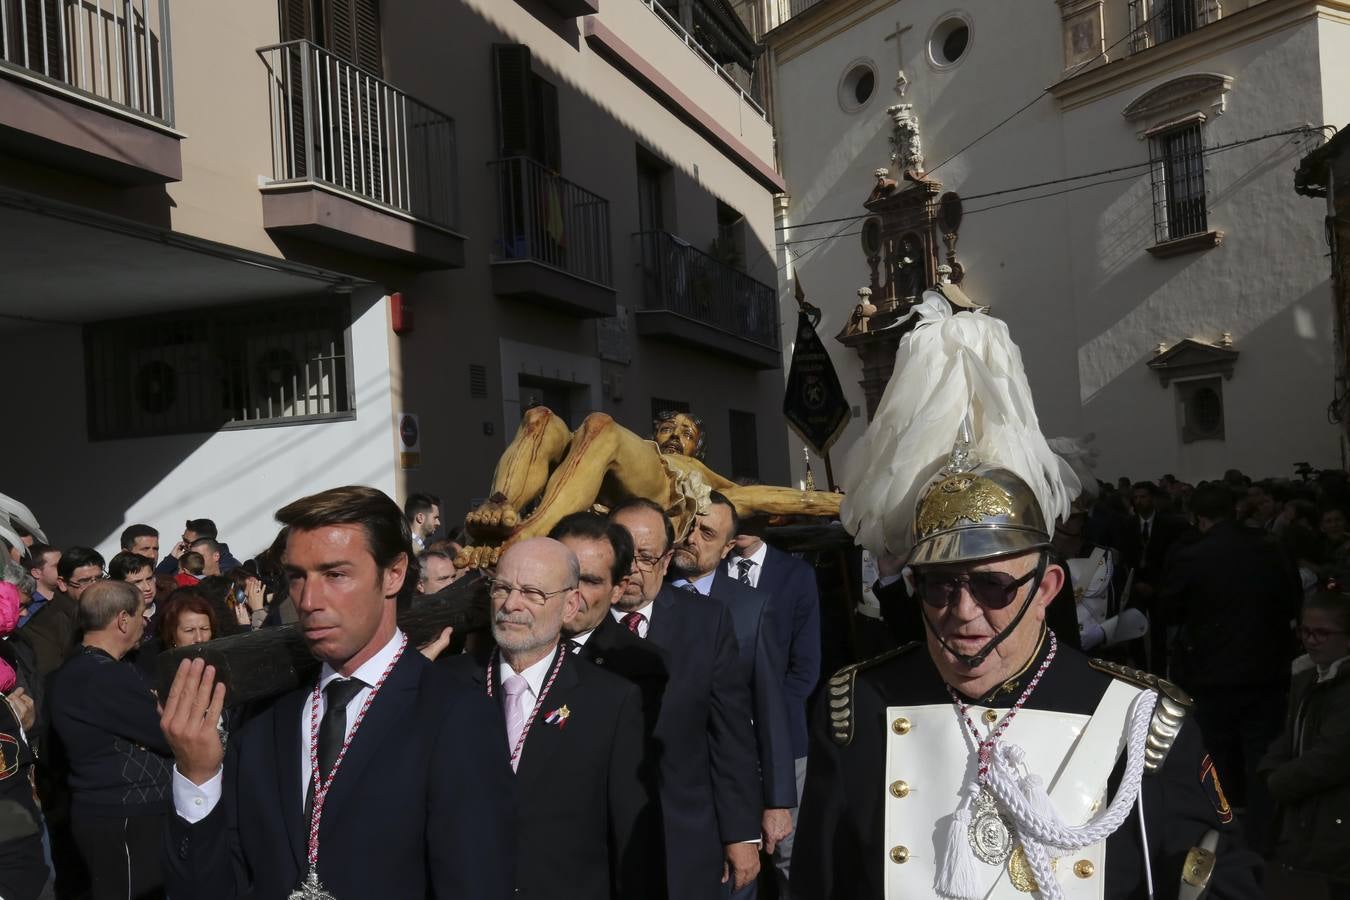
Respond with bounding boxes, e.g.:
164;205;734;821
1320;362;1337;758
929;14;972;68
838;60;878;112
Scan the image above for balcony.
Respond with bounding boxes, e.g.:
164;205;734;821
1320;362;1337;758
1128;0;1219;53
257;40;463;269
635;230;780;369
0;0;181;183
489;156;614;318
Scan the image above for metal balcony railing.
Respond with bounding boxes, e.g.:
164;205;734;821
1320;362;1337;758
0;0;173;124
637;230;779;351
1128;0;1220;53
258;40;457;231
640;0;767;121
490;156;613;288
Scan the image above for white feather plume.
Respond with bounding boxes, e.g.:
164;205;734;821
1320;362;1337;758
1047;435;1100;501
0;492;46;544
839;293;1080;557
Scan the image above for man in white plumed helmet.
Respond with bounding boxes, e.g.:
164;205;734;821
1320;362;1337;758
792;293;1261;900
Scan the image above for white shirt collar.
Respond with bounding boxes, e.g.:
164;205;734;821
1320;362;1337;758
612;599;656;626
318;628;405;693
499;645;559;697
569;627;595;647
1317;654;1350;683
728;543;768;580
672;572;716;595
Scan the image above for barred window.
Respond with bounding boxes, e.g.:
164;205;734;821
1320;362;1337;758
1178;377;1225;443
85;297;353;440
1150;122;1207;243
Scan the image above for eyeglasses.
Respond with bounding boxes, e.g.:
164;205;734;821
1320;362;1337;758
912;569;1038;611
1298;626;1346;642
630;552;669;574
487;579;576;606
66;572;108;590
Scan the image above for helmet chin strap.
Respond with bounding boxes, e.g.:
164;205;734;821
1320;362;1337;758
920;553;1048;669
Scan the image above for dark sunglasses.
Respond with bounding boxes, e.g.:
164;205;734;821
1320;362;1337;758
913;568;1038;611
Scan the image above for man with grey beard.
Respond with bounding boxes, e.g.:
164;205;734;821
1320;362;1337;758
443;538;655;900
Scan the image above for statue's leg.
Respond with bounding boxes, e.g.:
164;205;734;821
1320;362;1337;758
464;406;571;541
461;413;673;568
721;485;842;520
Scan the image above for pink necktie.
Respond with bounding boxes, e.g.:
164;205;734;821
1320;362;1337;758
622;611;645;636
502;674;530;771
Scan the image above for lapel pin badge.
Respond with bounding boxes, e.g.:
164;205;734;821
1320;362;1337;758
544;705;571;728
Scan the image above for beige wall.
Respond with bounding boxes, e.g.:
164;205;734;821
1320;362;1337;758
382;0;791;523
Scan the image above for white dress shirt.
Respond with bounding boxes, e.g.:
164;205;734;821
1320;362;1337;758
610;600;656;638
727;543;769;588
173;629;407;824
671;572;716;596
569;627;595;649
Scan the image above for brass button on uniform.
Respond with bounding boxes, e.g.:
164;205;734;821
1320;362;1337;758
982;708;999;725
890;846;910;864
892;717;911;735
889;780;910;798
1074;859;1095;879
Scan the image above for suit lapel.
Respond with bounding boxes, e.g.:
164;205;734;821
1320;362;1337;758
317;653;422;822
645;587;678;647
272;686;309;869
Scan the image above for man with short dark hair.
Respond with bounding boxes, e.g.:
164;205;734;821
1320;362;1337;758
549;513;667;740
404;493;442;553
162;485;514;899
188;538;222;577
729;527;821;895
22;542;59;627
120;525;159;561
1160;481;1301;851
110;551;160;645
609;497;761;899
417;548;458;595
155;519;241;577
669;492;796;889
49;579;172;900
16;546;105;679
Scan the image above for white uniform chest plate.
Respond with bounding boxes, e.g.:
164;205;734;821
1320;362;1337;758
882;679;1143;900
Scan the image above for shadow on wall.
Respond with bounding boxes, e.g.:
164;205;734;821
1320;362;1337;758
7;316;395;559
1081;280;1337;482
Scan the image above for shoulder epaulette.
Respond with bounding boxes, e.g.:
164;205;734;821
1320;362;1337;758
825;642;921;747
1088;658;1194;774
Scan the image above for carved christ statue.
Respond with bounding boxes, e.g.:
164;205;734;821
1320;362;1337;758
458;407;842;568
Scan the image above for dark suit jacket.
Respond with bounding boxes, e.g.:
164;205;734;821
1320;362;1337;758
445;648;656;900
1129;513;1192;585
644;585;760;900
164;650;516;899
750;545;822;760
577;613;668;744
1159;519;1301;691
708;570;796;808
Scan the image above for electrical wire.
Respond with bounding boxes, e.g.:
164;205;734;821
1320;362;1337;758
775;125;1323;251
777;3;1212;234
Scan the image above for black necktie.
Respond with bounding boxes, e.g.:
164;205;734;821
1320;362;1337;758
305;677;366;815
678;582;700;595
1141;519;1151;542
737;558;755;586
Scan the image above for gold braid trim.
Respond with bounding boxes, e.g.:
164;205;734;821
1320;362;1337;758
826;642;921;747
1088;658;1194;774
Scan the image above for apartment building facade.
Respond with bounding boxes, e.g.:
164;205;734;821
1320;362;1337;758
763;0;1348;484
1;0;788;559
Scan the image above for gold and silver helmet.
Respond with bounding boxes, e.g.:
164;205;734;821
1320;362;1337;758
909;463;1050;567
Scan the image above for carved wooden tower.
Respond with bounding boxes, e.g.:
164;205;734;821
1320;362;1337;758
836;102;967;420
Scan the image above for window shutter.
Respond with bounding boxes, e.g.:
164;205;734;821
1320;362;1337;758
494;44;534;159
531;75;561;171
280;0;312;41
353;0;382;75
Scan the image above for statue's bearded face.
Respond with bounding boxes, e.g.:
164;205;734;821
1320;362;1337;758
654;413;702;458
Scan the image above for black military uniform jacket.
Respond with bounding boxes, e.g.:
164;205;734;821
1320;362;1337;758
792;635;1263;900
